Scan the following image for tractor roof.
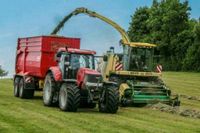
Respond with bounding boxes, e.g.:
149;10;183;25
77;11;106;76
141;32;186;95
129;42;157;48
58;47;96;55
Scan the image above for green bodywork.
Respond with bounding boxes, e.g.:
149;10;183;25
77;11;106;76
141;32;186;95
102;45;180;107
120;79;179;106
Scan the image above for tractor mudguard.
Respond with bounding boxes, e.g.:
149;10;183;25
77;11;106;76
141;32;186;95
49;66;62;82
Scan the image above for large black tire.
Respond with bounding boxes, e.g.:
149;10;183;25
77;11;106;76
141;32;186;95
14;77;20;97
43;72;56;106
59;83;80;112
19;78;34;99
99;86;119;113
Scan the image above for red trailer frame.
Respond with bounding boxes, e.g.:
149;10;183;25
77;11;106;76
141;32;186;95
15;36;80;78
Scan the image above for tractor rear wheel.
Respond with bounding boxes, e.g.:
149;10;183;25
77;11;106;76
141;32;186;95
43;73;56;106
59;83;80;112
19;78;34;99
14;77;20;97
99;86;119;113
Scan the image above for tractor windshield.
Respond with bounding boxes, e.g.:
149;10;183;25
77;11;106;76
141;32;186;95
129;48;153;71
70;54;94;70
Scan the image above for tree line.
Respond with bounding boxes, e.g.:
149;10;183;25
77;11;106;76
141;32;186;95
128;0;200;71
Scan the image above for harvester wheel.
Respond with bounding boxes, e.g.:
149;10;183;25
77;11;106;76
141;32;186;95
19;78;34;99
99;86;119;113
59;83;80;112
14;77;20;97
43;73;56;106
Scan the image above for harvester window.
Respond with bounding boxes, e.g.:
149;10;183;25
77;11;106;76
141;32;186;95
129;48;153;71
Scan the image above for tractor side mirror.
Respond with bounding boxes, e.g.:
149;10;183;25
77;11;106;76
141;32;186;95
55;51;63;62
56;51;63;58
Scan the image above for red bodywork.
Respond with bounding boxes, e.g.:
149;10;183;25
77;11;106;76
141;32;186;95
49;66;62;81
50;48;97;82
56;47;100;84
15;36;80;78
58;47;96;55
77;68;101;88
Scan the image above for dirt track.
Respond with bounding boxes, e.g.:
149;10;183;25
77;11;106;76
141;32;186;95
147;103;200;119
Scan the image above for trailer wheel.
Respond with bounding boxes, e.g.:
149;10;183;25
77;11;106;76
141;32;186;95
59;83;80;112
14;77;20;97
19;78;34;99
43;73;56;106
99;86;119;113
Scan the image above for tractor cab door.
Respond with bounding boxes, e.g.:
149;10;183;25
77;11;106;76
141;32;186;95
59;54;70;79
61;54;81;79
70;54;81;79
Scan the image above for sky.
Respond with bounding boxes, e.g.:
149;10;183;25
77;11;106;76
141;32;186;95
0;0;199;77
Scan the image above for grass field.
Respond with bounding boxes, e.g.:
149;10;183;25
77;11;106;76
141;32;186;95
0;72;200;133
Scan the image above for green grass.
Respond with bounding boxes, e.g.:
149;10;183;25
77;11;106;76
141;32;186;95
163;72;200;111
0;72;200;133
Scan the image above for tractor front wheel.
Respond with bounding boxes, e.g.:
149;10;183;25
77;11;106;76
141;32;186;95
43;73;56;106
59;83;80;112
99;86;119;113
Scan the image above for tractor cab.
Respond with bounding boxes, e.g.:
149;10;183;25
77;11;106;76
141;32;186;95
56;47;97;80
56;47;102;106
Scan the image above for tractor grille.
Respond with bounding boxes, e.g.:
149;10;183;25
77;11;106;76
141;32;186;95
86;74;102;83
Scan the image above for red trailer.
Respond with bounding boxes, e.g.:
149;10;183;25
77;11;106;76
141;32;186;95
14;35;119;113
14;36;80;98
15;36;80;78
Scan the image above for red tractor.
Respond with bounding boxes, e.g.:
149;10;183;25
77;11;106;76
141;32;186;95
14;36;119;113
43;47;119;113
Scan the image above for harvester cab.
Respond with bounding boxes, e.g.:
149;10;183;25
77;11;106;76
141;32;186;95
102;44;180;107
128;44;155;72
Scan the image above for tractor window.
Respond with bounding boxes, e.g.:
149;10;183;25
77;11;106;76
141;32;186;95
129;48;153;71
70;54;94;69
